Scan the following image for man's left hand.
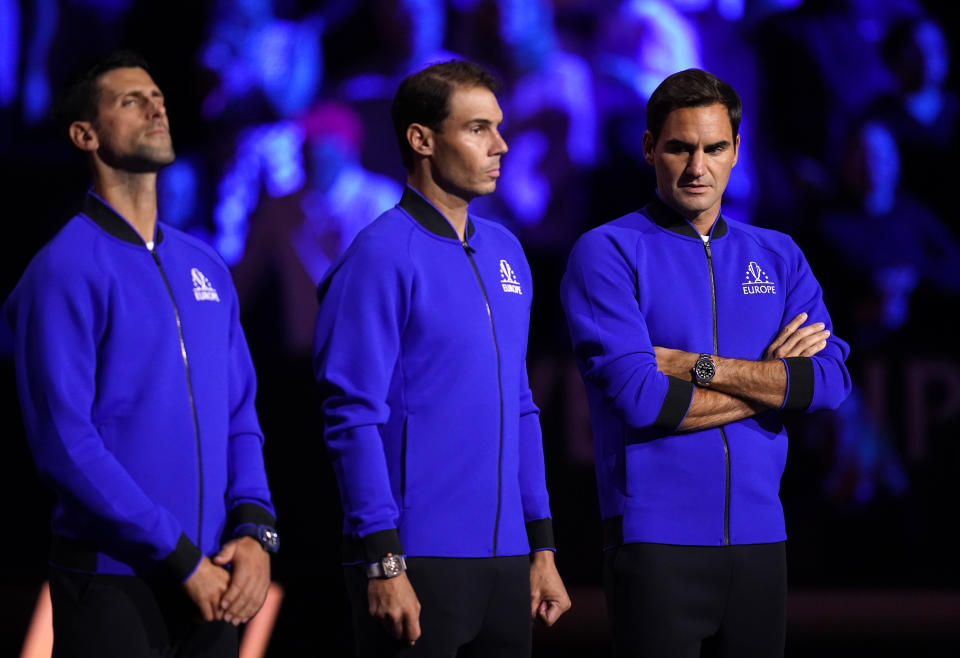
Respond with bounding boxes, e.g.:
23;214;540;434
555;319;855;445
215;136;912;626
529;550;571;627
213;536;271;625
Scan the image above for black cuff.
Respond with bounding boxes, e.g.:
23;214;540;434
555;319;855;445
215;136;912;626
360;529;405;563
227;503;276;533
782;357;814;410
161;533;203;582
654;376;695;430
526;518;556;552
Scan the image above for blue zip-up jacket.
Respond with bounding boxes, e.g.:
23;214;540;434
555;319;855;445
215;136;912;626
560;197;851;546
314;187;554;563
4;193;275;581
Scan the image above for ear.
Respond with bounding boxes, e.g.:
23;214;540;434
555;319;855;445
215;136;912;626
407;123;434;158
642;130;656;166
69;121;99;152
732;133;740;167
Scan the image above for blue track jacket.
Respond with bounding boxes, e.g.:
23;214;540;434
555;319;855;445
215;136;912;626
561;197;851;547
314;187;554;563
5;193;275;581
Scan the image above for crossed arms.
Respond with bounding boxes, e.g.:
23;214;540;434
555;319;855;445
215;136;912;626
656;312;829;431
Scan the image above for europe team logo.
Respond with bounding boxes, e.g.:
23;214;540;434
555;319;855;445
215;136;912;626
742;261;776;295
499;259;522;294
191;268;221;302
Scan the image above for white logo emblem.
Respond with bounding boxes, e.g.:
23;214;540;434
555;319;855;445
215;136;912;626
191;268;221;302
742;261;776;295
499;259;522;295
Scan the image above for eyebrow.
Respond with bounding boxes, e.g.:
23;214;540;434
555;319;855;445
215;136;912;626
114;89;164;101
663;138;731;151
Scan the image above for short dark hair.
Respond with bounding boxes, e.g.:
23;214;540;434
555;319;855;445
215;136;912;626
646;69;741;144
390;60;501;171
53;51;151;136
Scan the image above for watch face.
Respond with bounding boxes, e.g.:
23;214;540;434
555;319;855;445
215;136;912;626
259;527;280;552
382;555;404;578
695;355;715;384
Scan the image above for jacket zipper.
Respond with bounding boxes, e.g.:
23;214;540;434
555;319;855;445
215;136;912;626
462;238;504;557
703;238;731;546
150;246;204;548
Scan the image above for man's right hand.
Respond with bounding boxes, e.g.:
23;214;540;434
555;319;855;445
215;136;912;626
764;313;830;360
368;572;422;646
183;556;231;622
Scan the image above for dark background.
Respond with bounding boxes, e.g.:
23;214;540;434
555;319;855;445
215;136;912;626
2;0;959;655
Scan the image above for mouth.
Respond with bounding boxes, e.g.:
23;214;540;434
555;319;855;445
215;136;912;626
679;183;710;193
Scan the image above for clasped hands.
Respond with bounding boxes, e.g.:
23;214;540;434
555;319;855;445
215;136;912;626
182;536;271;625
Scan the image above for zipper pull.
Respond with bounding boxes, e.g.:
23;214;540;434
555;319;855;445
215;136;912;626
462;239;475;253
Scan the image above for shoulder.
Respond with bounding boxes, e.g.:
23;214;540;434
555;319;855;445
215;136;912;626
727;217;804;260
345;206;415;260
19;215;106;282
473;215;525;251
319;206;415;287
570;211;651;258
160;223;233;273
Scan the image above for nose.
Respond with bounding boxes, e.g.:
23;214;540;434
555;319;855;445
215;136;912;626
687;149;705;177
147;97;166;118
492;129;508;156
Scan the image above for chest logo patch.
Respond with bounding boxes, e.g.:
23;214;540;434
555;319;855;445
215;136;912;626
499;259;523;295
742;261;776;295
191;268;221;302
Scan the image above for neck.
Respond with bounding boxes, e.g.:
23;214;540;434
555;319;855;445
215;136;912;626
689;213;717;237
407;170;470;242
92;167;159;244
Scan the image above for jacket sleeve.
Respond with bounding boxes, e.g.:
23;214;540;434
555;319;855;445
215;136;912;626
778;239;852;412
223;279;277;534
313;236;409;560
5;262;202;581
560;230;694;431
515;259;555;551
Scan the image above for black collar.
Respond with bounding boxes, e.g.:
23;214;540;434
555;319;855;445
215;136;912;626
397;186;475;241
645;194;728;240
82;192;164;246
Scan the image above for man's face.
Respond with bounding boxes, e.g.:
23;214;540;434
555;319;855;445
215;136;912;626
429;85;508;201
643;103;738;223
90;67;175;172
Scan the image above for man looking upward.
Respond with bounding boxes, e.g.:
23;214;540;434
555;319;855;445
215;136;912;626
5;52;277;656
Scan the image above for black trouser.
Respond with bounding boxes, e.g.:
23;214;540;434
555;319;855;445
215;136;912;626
603;542;786;658
48;567;238;658
344;555;532;658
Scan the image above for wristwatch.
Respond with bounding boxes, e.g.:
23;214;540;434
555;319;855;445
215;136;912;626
366;553;407;579
233;523;280;554
692;353;716;387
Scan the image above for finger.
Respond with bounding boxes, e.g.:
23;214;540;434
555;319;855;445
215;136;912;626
543;602;563;626
777;323;825;356
800;340;828;357
212;542;236;566
388;613;405;640
787;329;829;357
770;313;807;351
530;592;540;618
201;599;217;623
405;608;422;644
221;565;251;610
